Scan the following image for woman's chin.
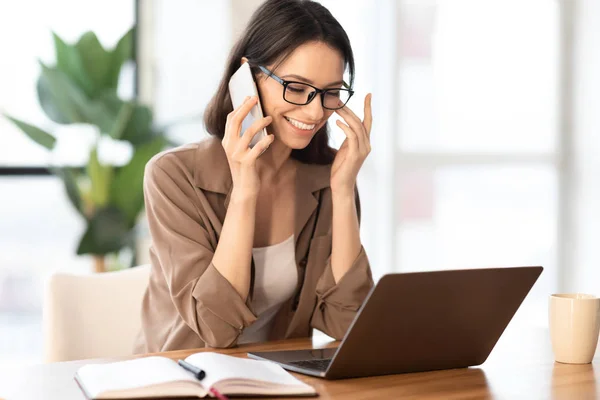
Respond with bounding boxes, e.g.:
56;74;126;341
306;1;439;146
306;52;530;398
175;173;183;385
279;135;314;150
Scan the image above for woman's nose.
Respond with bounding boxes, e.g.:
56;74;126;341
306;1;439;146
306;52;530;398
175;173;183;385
302;93;325;121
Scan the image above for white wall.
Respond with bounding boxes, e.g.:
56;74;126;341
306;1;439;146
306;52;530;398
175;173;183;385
151;0;232;145
570;0;600;295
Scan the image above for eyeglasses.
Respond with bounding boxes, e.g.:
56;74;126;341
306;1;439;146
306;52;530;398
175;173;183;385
257;65;354;110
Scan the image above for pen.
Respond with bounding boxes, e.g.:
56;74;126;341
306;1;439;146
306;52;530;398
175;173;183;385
177;359;206;380
177;360;229;400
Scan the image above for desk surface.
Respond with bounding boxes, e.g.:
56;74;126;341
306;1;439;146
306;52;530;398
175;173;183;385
3;326;599;400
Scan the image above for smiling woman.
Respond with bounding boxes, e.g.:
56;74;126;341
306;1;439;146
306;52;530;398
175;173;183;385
249;42;348;148
204;1;356;165
134;0;374;353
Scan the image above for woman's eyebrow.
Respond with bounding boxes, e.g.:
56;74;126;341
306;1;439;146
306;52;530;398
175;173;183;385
281;74;344;87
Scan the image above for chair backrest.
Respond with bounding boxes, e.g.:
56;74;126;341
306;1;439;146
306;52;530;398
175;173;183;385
43;264;151;362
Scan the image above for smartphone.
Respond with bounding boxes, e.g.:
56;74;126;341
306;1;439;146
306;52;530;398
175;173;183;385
228;62;267;148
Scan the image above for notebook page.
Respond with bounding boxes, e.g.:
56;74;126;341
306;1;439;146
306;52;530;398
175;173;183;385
77;356;202;398
185;352;311;390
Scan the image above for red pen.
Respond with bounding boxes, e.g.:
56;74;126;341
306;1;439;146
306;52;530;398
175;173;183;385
209;387;229;400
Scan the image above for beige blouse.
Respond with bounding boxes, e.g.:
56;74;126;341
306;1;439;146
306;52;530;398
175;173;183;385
238;235;297;344
133;138;373;353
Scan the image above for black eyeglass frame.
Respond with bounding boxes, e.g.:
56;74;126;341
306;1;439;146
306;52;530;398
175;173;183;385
256;65;354;110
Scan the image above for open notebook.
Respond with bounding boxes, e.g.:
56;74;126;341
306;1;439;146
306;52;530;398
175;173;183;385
74;352;317;399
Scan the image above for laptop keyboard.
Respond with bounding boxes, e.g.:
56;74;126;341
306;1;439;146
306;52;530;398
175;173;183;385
289;358;332;371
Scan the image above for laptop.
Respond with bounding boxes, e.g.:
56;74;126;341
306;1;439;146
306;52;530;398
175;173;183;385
247;266;543;379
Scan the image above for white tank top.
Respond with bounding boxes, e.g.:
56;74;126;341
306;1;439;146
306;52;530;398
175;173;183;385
237;235;297;344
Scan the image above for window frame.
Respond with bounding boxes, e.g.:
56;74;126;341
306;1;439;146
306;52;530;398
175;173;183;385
0;0;140;176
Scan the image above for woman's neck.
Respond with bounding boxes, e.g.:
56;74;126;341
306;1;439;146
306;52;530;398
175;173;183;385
255;137;295;184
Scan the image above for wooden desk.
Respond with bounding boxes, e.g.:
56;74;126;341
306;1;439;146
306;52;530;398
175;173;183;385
3;325;599;399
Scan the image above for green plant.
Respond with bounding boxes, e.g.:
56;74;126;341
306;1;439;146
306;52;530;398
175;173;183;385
3;28;168;272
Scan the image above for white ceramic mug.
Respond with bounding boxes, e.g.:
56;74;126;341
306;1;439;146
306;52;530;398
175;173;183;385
549;293;600;364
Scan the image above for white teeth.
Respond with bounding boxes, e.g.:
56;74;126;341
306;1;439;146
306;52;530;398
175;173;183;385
285;117;315;130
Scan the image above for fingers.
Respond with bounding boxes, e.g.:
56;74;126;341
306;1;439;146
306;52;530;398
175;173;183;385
239;115;272;150
335;119;359;155
336;105;367;152
363;93;373;136
337;101;363;132
247;134;275;160
224;96;259;142
335;95;372;154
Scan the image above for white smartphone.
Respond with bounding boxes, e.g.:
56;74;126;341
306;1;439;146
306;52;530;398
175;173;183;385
228;62;267;148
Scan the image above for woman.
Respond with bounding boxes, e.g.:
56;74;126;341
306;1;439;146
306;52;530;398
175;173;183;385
134;0;374;353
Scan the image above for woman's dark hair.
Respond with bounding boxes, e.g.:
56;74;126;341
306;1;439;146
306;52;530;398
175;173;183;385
204;0;355;165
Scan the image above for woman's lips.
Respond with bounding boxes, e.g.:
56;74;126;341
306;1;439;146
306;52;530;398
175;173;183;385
284;116;317;136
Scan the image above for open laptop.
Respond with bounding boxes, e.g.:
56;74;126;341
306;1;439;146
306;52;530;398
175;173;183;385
247;266;543;379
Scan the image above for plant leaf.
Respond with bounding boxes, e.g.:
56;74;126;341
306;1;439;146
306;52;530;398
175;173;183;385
38;64;119;132
37;62;88;123
3;115;56;150
87;147;113;207
108;101;135;140
80;96;120;133
79;91;144;137
74;32;113;97
53;32;95;98
51;167;85;217
120;103;154;145
110;136;166;227
107;27;135;89
36;77;70;124
76;206;131;255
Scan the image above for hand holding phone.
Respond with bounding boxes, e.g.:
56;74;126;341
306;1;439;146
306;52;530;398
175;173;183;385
228;62;268;148
221;95;274;197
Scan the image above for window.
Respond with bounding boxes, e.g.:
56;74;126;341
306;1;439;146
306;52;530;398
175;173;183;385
147;0;233;146
395;0;559;325
0;0;136;366
320;0;560;326
0;0;136;167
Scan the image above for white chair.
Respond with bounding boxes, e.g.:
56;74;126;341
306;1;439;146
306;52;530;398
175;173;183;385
43;264;151;362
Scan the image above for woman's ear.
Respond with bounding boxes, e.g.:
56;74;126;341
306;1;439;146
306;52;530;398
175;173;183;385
241;56;249;64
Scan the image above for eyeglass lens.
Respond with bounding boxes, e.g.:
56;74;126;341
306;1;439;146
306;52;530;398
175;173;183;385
284;82;350;109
